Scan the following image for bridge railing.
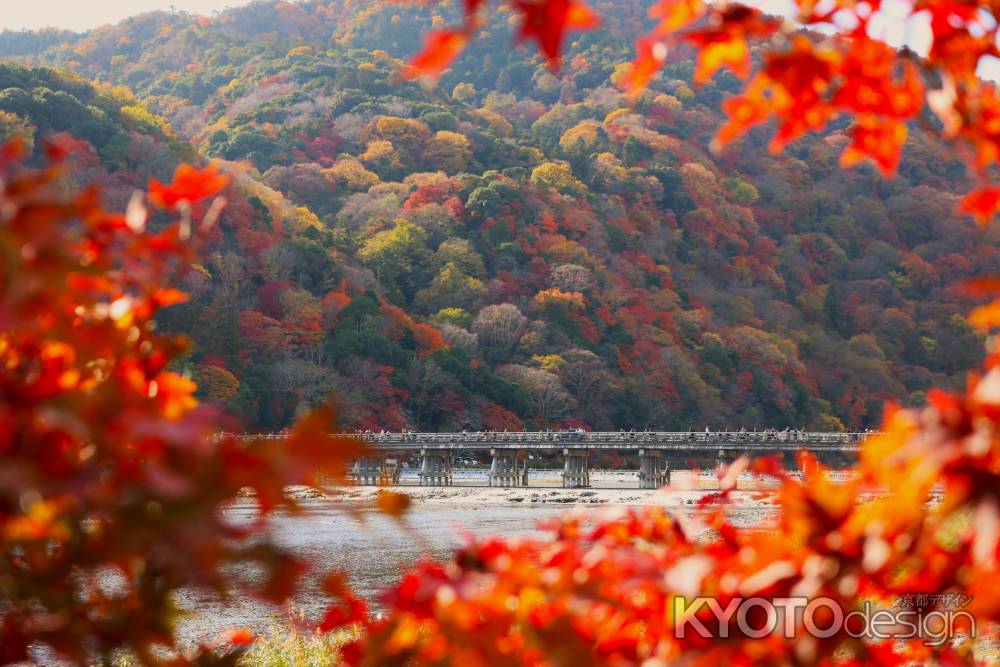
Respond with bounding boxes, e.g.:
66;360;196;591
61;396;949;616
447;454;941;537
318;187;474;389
220;430;872;449
350;431;871;446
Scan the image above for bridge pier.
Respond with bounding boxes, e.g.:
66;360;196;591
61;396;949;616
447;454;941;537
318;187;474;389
714;449;739;490
489;449;525;487
562;448;590;488
352;455;398;486
638;448;669;489
419;448;452;486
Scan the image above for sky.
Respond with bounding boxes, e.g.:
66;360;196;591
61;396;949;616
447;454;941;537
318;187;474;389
1;1;260;32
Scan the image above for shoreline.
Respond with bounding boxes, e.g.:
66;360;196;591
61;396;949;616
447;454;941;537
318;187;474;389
269;470;787;510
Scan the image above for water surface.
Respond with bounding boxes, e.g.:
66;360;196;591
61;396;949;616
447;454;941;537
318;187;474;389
175;502;568;643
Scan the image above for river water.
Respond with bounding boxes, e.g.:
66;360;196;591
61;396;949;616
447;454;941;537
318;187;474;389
174;502;570;643
173;469;788;644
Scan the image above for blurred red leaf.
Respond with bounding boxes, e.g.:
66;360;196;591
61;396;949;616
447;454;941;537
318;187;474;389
376;490;412;518
149;163;230;210
513;0;599;65
405;29;469;79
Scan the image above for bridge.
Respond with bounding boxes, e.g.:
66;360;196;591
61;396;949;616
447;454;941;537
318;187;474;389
344;430;869;489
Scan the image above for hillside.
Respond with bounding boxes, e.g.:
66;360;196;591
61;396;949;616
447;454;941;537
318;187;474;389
2;0;996;432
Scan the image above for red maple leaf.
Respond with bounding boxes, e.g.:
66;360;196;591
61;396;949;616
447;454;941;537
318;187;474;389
960;185;1000;224
840;116;908;176
148;163;230;210
405;29;469;79
513;0;599;65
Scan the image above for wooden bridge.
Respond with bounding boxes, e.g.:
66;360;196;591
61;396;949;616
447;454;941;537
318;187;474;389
345;430;869;489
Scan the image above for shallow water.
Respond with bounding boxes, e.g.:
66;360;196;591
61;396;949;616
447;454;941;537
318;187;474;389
174;502;569;643
172;490;782;644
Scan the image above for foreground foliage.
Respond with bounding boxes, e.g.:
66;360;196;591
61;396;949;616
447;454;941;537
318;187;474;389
329;374;1000;665
0;147;362;664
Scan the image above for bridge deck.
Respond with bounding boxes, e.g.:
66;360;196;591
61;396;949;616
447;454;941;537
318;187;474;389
348;431;868;452
225;430;872;488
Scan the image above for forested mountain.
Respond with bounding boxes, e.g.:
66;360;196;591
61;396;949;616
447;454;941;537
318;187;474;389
1;0;995;432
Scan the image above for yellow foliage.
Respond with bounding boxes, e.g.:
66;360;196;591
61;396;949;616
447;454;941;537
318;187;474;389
361;139;398;164
290;207;324;233
531;354;566;373
603;108;631;124
559;120;602;150
193;365;240;402
287;45;313;57
220;78;241;96
324;158;380;191
191;264;212;279
534;288;586;311
121;105;175;139
523;147;545;165
375;116;432;146
530;162;585;195
652;93;682;110
434;307;472;327
609;62;631;87
453;82;477;103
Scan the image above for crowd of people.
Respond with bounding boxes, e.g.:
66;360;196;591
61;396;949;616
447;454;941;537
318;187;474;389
349;427;872;443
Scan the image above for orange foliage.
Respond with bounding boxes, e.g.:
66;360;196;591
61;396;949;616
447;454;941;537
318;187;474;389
0;147;364;664
534;287;586;311
148;163;230;210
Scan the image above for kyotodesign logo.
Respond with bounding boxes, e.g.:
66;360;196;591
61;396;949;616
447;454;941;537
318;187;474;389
672;594;975;647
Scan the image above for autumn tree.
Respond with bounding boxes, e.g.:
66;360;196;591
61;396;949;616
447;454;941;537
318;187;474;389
496;364;573;425
358;218;430;300
471;303;528;359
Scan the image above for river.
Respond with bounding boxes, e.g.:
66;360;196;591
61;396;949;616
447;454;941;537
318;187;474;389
174;501;570;643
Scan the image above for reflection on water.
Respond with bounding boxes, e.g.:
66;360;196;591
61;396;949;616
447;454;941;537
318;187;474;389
175;502;568;643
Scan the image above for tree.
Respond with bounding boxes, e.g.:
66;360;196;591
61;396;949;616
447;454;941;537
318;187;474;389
471;303;528;356
0;110;34;153
438;323;479;357
193;364;241;402
430;238;487;279
559;119;603;152
533;287;586;312
496;364;573;425
559;347;614;419
549;263;595;291
422;130;472;173
452;82;476;101
415;262;487;314
530;161;585;195
357;218;430;298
